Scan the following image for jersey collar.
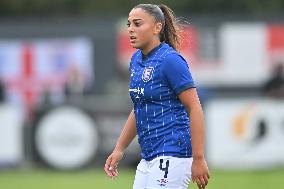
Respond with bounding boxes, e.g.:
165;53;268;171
141;42;165;61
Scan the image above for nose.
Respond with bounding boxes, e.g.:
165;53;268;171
128;24;134;33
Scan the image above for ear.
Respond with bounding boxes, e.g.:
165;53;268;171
153;22;163;35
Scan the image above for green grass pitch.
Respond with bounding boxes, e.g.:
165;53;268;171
0;168;283;189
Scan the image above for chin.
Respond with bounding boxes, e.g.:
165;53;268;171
130;43;140;49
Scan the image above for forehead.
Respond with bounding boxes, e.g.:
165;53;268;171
128;8;155;22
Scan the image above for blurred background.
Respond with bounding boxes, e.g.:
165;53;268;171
0;0;284;189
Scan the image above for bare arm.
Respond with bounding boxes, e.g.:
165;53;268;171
179;88;205;159
178;88;210;189
104;109;137;178
114;109;137;152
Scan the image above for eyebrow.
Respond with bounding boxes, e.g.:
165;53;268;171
128;18;143;22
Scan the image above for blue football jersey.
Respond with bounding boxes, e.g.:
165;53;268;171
129;42;195;161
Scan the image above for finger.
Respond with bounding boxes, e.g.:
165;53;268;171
108;166;115;176
195;178;202;189
114;166;119;174
104;163;110;173
109;156;118;170
104;164;114;177
197;183;203;189
105;157;112;167
106;155;112;165
202;174;209;186
105;159;117;178
109;164;120;178
112;168;119;177
108;165;116;176
191;174;196;183
199;176;206;188
197;183;205;189
109;166;116;174
104;169;111;177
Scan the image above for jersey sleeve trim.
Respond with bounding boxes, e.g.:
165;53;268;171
175;81;196;94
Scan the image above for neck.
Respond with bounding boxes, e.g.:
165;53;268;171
141;39;161;56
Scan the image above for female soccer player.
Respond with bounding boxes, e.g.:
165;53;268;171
104;4;210;189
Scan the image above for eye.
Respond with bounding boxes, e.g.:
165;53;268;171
127;22;130;27
134;22;141;27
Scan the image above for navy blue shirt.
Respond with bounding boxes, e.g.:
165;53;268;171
129;42;195;161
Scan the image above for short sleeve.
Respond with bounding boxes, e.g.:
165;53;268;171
161;53;195;94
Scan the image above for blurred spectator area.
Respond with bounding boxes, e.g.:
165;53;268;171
0;15;284;100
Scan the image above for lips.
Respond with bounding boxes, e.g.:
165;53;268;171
130;36;137;42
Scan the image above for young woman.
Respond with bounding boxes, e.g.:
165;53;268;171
104;4;210;189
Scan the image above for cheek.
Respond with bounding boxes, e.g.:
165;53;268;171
137;26;153;39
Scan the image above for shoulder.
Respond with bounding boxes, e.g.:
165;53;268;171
162;51;189;70
160;43;188;65
129;50;141;68
130;50;140;61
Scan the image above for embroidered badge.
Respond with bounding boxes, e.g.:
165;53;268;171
142;67;154;82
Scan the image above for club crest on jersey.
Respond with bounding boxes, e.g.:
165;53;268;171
142;67;154;82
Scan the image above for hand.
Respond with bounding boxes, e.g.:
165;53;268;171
104;149;124;179
191;157;210;189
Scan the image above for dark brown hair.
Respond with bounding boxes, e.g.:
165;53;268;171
133;4;181;51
